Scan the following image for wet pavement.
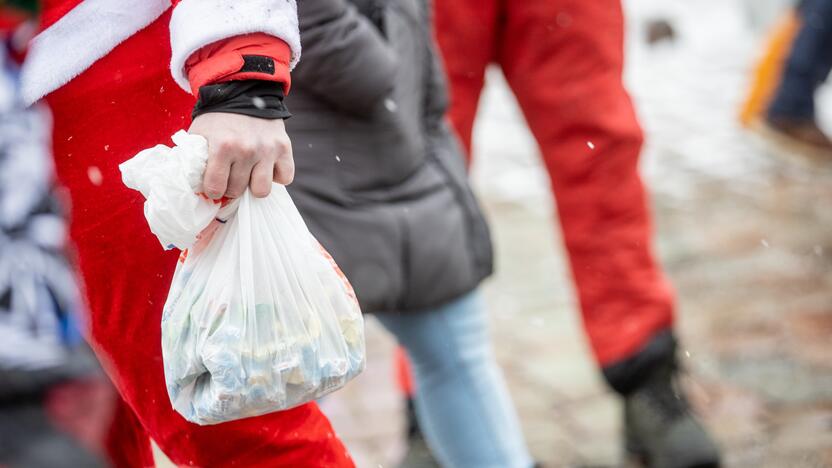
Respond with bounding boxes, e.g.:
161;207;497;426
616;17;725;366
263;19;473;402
155;1;832;466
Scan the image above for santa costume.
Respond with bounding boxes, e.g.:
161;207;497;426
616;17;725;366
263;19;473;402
22;1;353;466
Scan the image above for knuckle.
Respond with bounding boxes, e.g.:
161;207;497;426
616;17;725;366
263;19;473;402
276;138;292;154
216;139;236;155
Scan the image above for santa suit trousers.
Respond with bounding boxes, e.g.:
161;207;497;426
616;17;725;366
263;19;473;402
46;14;353;468
434;0;675;379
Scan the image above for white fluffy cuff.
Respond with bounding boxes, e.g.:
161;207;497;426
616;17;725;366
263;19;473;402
169;0;301;94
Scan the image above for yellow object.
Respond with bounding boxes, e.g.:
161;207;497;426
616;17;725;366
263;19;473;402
739;11;802;127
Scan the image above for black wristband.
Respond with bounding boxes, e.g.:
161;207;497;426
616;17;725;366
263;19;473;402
192;79;292;120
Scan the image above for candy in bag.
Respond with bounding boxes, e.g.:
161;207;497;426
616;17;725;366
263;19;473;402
119;131;365;425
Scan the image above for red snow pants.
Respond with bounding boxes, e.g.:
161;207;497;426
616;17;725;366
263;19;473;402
45;13;354;468
435;0;675;367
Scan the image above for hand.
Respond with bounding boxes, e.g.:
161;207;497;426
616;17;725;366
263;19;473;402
188;113;294;199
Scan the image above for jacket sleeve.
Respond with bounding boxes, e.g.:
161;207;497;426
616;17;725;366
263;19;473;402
291;0;398;116
183;33;292;96
168;0;301;94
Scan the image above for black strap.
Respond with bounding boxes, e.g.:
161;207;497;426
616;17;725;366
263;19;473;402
240;55;276;75
192;79;291;120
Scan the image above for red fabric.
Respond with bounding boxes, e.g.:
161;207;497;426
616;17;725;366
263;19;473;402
435;0;675;367
40;0;84;30
394;347;415;397
185;33;292;95
45;377;120;461
45;12;354;468
105;397;155;468
0;9;29;31
39;2;291;96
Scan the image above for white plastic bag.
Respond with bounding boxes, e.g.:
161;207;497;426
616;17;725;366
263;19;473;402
120;131;365;425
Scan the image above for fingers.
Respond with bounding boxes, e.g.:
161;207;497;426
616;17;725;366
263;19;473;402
203;152;231;200
191;114;294;199
226;160;256;199
273;139;295;185
206;141;282;199
250;161;274;198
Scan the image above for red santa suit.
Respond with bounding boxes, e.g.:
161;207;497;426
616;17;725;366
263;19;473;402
434;0;676;389
22;1;354;466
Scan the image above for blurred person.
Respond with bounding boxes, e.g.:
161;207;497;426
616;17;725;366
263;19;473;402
285;1;532;467
741;0;832;156
19;1;356;466
434;1;721;467
0;1;106;466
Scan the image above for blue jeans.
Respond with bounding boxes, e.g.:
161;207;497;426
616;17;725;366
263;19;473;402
768;0;832;120
376;291;532;468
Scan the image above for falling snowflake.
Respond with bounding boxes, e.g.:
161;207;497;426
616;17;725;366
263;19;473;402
335;155;341;162
252;97;266;109
87;166;103;186
586;141;595;150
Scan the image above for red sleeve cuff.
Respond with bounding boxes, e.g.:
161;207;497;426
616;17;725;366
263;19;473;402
184;33;292;96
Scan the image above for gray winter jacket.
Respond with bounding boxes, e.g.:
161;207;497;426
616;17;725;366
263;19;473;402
285;0;493;313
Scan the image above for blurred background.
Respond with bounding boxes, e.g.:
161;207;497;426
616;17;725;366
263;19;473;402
3;0;829;466
318;0;832;466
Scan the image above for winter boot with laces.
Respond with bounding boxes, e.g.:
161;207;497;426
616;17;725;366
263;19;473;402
623;358;720;468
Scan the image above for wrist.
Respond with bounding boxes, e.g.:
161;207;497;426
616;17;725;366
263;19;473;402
192;80;291;121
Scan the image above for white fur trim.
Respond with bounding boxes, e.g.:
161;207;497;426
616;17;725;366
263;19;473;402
21;0;170;105
170;0;301;94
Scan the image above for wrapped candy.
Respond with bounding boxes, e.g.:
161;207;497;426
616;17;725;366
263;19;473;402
120;131;365;425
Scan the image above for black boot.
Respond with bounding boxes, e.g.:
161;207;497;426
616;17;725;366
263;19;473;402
602;331;720;468
623;358;720;468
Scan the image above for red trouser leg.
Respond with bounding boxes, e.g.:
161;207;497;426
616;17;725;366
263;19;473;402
437;0;674;368
105;397;155;468
47;15;354;468
433;0;501;158
499;0;675;367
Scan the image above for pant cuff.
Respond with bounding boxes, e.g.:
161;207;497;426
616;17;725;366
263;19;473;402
601;329;676;395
